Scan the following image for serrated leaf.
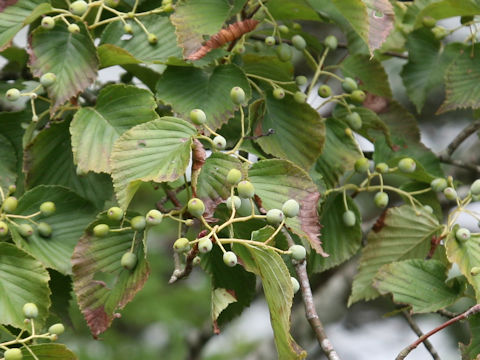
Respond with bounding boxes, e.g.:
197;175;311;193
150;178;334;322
29;23;99;113
0;133;17;194
156;64;251;131
110;117;197;208
266;0;320;20
0;243;50;329
460;313;480;360
349;205;443;305
365;0;395;51
211;288;237;324
70;84;158;173
20;343;77;359
248;159;324;255
242;54;295;87
9;185;96;274
415;0;480;27
374;259;463;312
48;270;73;326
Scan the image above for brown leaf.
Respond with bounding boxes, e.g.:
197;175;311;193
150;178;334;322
367;0;395;52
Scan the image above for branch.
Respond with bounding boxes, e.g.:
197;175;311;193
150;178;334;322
441;120;480;157
437;156;480;174
396;304;480;360
402;310;441;360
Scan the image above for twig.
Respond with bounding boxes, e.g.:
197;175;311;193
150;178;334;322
169;244;199;284
438;156;480;174
396;303;480;360
436;309;457;319
402;310;441;360
441;120;480;157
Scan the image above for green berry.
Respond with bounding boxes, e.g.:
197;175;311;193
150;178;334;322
41;16;55;29
68;24;80;33
432;26;447;40
6;88;21;102
350;90;366;104
289;244;306;261
470;179;480;195
423;205;434;214
213;135;227;150
291;35;306;50
282;199;300;218
93;224;109;237
295;76;307;86
131;216;146;231
124;23;133;34
430;178;447;192
276;44;293;62
190;109;207;125
4;348;22;360
198;237;213;253
291;277;300;294
293;91;307;104
346;112;362;130
48;323;65;335
40;73;56;87
226;168;242;185
107;206;123;221
237;180;255;198
188;198;205;217
237;198;252;217
121;252;137;270
342;210;356;227
105;0;120;7
147;33;157;45
455;228;471;242
273;87;285;99
398;157;416;173
146;209;163;225
460;15;474;25
192;256;201;265
223;251;237;267
342;77;358;93
23;303;38;319
375;163;389;173
374;192;389;208
354;158;369;173
278;25;289;34
266;209;284;225
185;219;195;226
317;84;331;98
69;0;88;15
471;267;480;276
292;22;302;30
226;196;241;211
443;187;457;200
0;221;8;237
324;35;338;50
8;185;16;195
230;86;246;105
2;196;18;213
37;222;52;238
422;16;436;28
265;36;275;46
234;45;245;54
173;237;190;253
18;224;34;238
39;201;55;217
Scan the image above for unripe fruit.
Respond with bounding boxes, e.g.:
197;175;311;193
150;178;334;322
121;252;137;270
50;334;58;341
324;35;338;50
40;73;56;87
18;224;34;238
23;303;38;319
234;45;245;54
105;0;120;7
48;323;65;335
147;33;158;44
342;210;356;227
278;25;289;34
460;15;474;25
375;163;389;173
237;198;252;217
39;201;55;216
192;256;201;265
2;196;17;213
266;209;284;225
106;206;123;221
124;23;133;34
68;24;80;33
213;135;227;150
422;16;436;28
237;180;255;198
374;192;389;208
93;224;109;237
471;267;480;276
8;185;16;194
292;22;301;30
146;209;163;225
317;84;331;98
226;168;242;185
432;26;447;40
293;91;307;104
188;198;205;217
350;89;366;104
295;76;307;86
41;16;55;29
431;178;447;192
185;219;194;226
131;216;146;231
173;237;190;253
456;228;471;242
190;109;207;125
291;277;300;293
6;88;21;102
354;158;369;173
342;77;358;93
470;179;480;195
291;34;307;50
69;0;88;15
273;87;285;99
276;44;293;62
282;199;300;218
198;237;213;253
37;222;52;238
398;157;416;173
230;86;246;105
443;187;457;200
289;244;306;261
0;221;8;237
265;36;275;46
226;196;241;211
223;251;237;267
423;205;434;214
4;348;22;360
346;112;362;130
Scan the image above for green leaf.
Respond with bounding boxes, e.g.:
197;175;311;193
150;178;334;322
48;270;73;325
20;343;77;360
234;242;306;360
460;314;480;360
248;159;324;255
349;205;443;305
266;0;320;20
438;44;480;114
23;120;113;208
70;84;158;174
99;14;182;66
0;242;50;329
110;117;197;209
0;0;52;51
242;54;295;88
252;95;325;171
29;23;99;113
0;133;17;194
9;185;96;275
309;193;362;272
156;64;251;131
72;215;149;337
211;288;237;326
121;64;161;91
415;0;480;27
374;259;463;312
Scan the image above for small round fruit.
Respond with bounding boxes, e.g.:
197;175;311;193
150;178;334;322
317;84;332;98
48;323;65;335
265;36;275;46
293;91;307;104
398;157;416;173
470;179;480;196
68;24;80;33
131;216;146;231
350;90;366;104
69;0;88;15
354;158;369;173
173;237;190;253
432;26;447;40
346;112;362;130
456;228;471;242
292;22;302;30
39;201;56;216
190;109;207;125
234;45;245;54
124;23;133;34
431;178;447;192
213;135;227;150
223;251;237;267
0;221;8;237
226;196;241;211
37;222;52;238
291;34;307;50
276;44;293;62
192;256;201;265
237;198;252;217
295;76;307;86
105;0;120;7
273;87;285;99
23;303;38;319
6;88;21;102
289;245;306;261
374;192;389;208
107;206;123;221
291;277;300;294
460;15;474;25
18;224;34;238
278;25;289;34
443;187;457;200
342;210;356;227
188;198;205;217
8;185;16;194
4;348;22;360
230;86;246;105
375;163;389;173
2;196;18;213
148;33;158;44
41;16;55;29
226;168;242;185
121;252;137;270
198;237;213;253
93;224;109;237
423;205;434;214
40;73;56;87
266;209;284;225
185;219;194;226
342;77;358;93
237;180;255;198
282;199;300;218
324;35;338;50
146;209;163;225
422;16;436;28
